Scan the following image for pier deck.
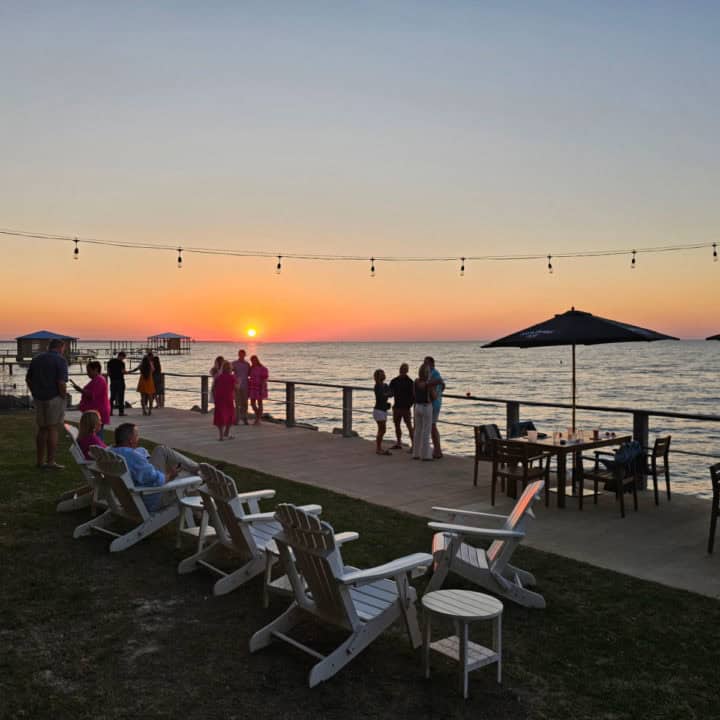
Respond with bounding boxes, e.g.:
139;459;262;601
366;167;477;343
68;407;720;599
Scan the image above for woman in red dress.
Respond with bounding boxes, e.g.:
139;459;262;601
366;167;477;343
248;355;269;425
213;361;236;440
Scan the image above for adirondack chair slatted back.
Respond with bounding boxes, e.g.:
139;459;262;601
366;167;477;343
65;423;89;467
89;446;144;521
486;480;544;568
275;504;356;629
198;463;256;560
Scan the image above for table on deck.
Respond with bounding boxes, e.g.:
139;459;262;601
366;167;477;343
506;434;632;508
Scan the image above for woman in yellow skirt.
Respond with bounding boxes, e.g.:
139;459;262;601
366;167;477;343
137;354;156;415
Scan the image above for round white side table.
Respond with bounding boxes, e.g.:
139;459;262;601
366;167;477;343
422;589;503;698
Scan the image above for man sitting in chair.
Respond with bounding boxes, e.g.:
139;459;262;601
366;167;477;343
112;423;199;511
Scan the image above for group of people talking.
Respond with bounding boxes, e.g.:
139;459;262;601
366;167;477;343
373;355;444;461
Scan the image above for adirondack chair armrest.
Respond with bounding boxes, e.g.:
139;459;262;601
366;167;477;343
243;504;322;523
134;475;202;495
334;531;359;545
427;521;525;540
431;507;508;523
234;489;276;502
339;552;433;586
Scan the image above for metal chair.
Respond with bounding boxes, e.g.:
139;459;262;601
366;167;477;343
473;424;502;486
645;436;672;504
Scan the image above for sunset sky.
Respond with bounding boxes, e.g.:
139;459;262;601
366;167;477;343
2;2;719;341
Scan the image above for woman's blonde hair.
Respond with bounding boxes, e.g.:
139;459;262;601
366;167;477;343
373;368;385;384
418;363;429;381
78;410;101;437
222;360;232;373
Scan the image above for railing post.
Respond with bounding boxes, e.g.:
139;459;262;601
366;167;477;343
342;387;353;437
200;375;209;414
506;401;520;438
286;382;295;427
633;410;650;488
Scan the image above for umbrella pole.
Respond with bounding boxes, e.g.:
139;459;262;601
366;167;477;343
572;343;576;432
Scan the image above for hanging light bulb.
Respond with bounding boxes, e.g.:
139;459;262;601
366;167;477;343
177;247;183;269
460;257;465;277
370;257;375;278
276;255;282;274
631;250;636;269
547;255;553;274
713;242;718;262
73;237;79;261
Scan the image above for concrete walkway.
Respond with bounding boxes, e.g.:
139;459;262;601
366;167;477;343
75;408;720;599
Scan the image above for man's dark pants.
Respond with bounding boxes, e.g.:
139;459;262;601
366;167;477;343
110;381;125;415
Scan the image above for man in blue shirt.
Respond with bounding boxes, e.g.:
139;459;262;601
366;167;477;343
424;356;445;459
26;339;69;469
112;423;199;511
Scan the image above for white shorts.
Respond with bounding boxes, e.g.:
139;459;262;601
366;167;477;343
373;409;387;422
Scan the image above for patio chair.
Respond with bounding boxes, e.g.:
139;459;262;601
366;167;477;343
177;462;324;599
708;463;720;554
580;441;643;518
474;424;502;486
426;479;546;608
490;439;551;505
56;423;100;513
249;504;433;687
645;436;672;503
73;446;201;552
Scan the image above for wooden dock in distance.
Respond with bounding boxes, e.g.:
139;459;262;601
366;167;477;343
66;407;720;599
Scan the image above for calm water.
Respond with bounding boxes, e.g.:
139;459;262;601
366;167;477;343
3;340;718;495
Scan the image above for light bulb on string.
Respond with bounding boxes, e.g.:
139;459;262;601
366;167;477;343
460;257;465;277
177;247;183;269
73;238;79;261
547;255;553;274
631;250;636;269
276;255;282;274
713;243;718;262
370;257;375;278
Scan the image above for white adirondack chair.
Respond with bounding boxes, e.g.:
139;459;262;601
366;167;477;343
250;504;433;687
426;480;546;609
73;446;201;552
56;423;100;513
177;462;323;598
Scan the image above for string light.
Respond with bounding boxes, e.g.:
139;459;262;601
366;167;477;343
631;250;636;269
276;255;282;274
460;257;465;277
1;228;718;276
370;257;376;278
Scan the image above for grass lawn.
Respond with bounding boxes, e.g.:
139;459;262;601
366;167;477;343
1;411;719;720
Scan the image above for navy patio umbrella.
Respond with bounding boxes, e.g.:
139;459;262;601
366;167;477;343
482;307;678;430
707;334;720;341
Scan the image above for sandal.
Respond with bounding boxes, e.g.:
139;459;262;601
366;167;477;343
376;450;392;456
390;444;402;450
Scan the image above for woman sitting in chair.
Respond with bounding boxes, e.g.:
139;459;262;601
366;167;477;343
77;410;107;459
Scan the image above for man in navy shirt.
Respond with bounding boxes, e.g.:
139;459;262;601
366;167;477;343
26;339;68;469
389;363;414;450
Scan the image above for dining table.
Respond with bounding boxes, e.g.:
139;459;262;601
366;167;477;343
506;433;632;508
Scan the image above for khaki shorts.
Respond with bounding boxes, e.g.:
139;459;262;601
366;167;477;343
35;396;65;428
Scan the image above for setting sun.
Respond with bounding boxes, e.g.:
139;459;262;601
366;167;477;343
247;328;257;338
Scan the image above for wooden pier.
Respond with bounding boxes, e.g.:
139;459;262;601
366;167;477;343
66;407;720;599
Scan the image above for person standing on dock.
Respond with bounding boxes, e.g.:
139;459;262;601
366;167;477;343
373;369;393;455
71;361;111;432
424;356;445;459
389;363;414;450
152;353;164;409
248;355;268;425
232;349;250;425
213;361;236;440
412;363;434;461
25;338;68;469
107;351;127;416
136;353;156;416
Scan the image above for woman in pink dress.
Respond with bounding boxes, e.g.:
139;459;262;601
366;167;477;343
248;355;269;425
72;361;111;431
213;361;236;440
